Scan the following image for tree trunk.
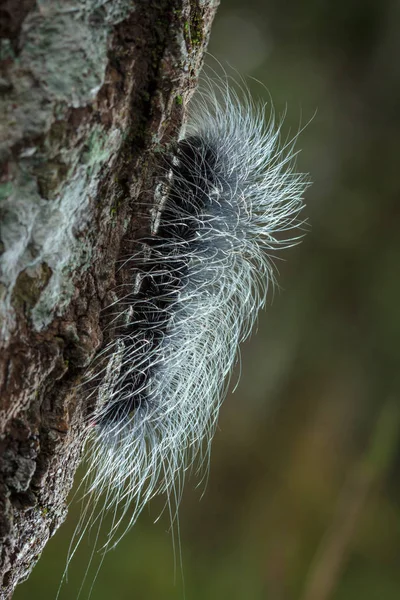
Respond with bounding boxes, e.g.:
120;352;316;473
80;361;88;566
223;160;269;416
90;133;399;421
0;0;218;596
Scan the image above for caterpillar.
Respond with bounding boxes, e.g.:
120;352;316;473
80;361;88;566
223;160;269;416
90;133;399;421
74;75;309;571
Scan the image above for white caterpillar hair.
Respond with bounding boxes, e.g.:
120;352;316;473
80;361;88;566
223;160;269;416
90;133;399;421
72;75;309;570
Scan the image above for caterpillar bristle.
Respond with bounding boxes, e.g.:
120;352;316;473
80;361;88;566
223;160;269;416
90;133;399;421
66;74;309;587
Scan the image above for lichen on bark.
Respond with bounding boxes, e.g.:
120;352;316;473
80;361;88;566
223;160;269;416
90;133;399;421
0;0;219;596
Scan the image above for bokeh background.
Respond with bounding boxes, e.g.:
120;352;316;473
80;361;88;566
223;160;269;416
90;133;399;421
15;0;400;598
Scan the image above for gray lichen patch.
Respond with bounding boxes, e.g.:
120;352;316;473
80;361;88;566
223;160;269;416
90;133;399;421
0;123;121;336
0;0;134;339
0;0;132;156
21;14;108;107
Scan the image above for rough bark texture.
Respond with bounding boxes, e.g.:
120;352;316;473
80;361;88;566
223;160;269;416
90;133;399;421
0;0;218;596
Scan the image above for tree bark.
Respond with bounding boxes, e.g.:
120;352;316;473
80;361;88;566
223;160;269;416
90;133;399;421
0;0;218;596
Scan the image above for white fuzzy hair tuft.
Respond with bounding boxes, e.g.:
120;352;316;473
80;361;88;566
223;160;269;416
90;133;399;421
68;75;309;581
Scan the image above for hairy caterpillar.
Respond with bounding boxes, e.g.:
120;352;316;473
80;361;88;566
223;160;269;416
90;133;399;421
70;76;309;580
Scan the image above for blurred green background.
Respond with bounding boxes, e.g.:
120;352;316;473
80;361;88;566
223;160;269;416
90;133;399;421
15;0;400;598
